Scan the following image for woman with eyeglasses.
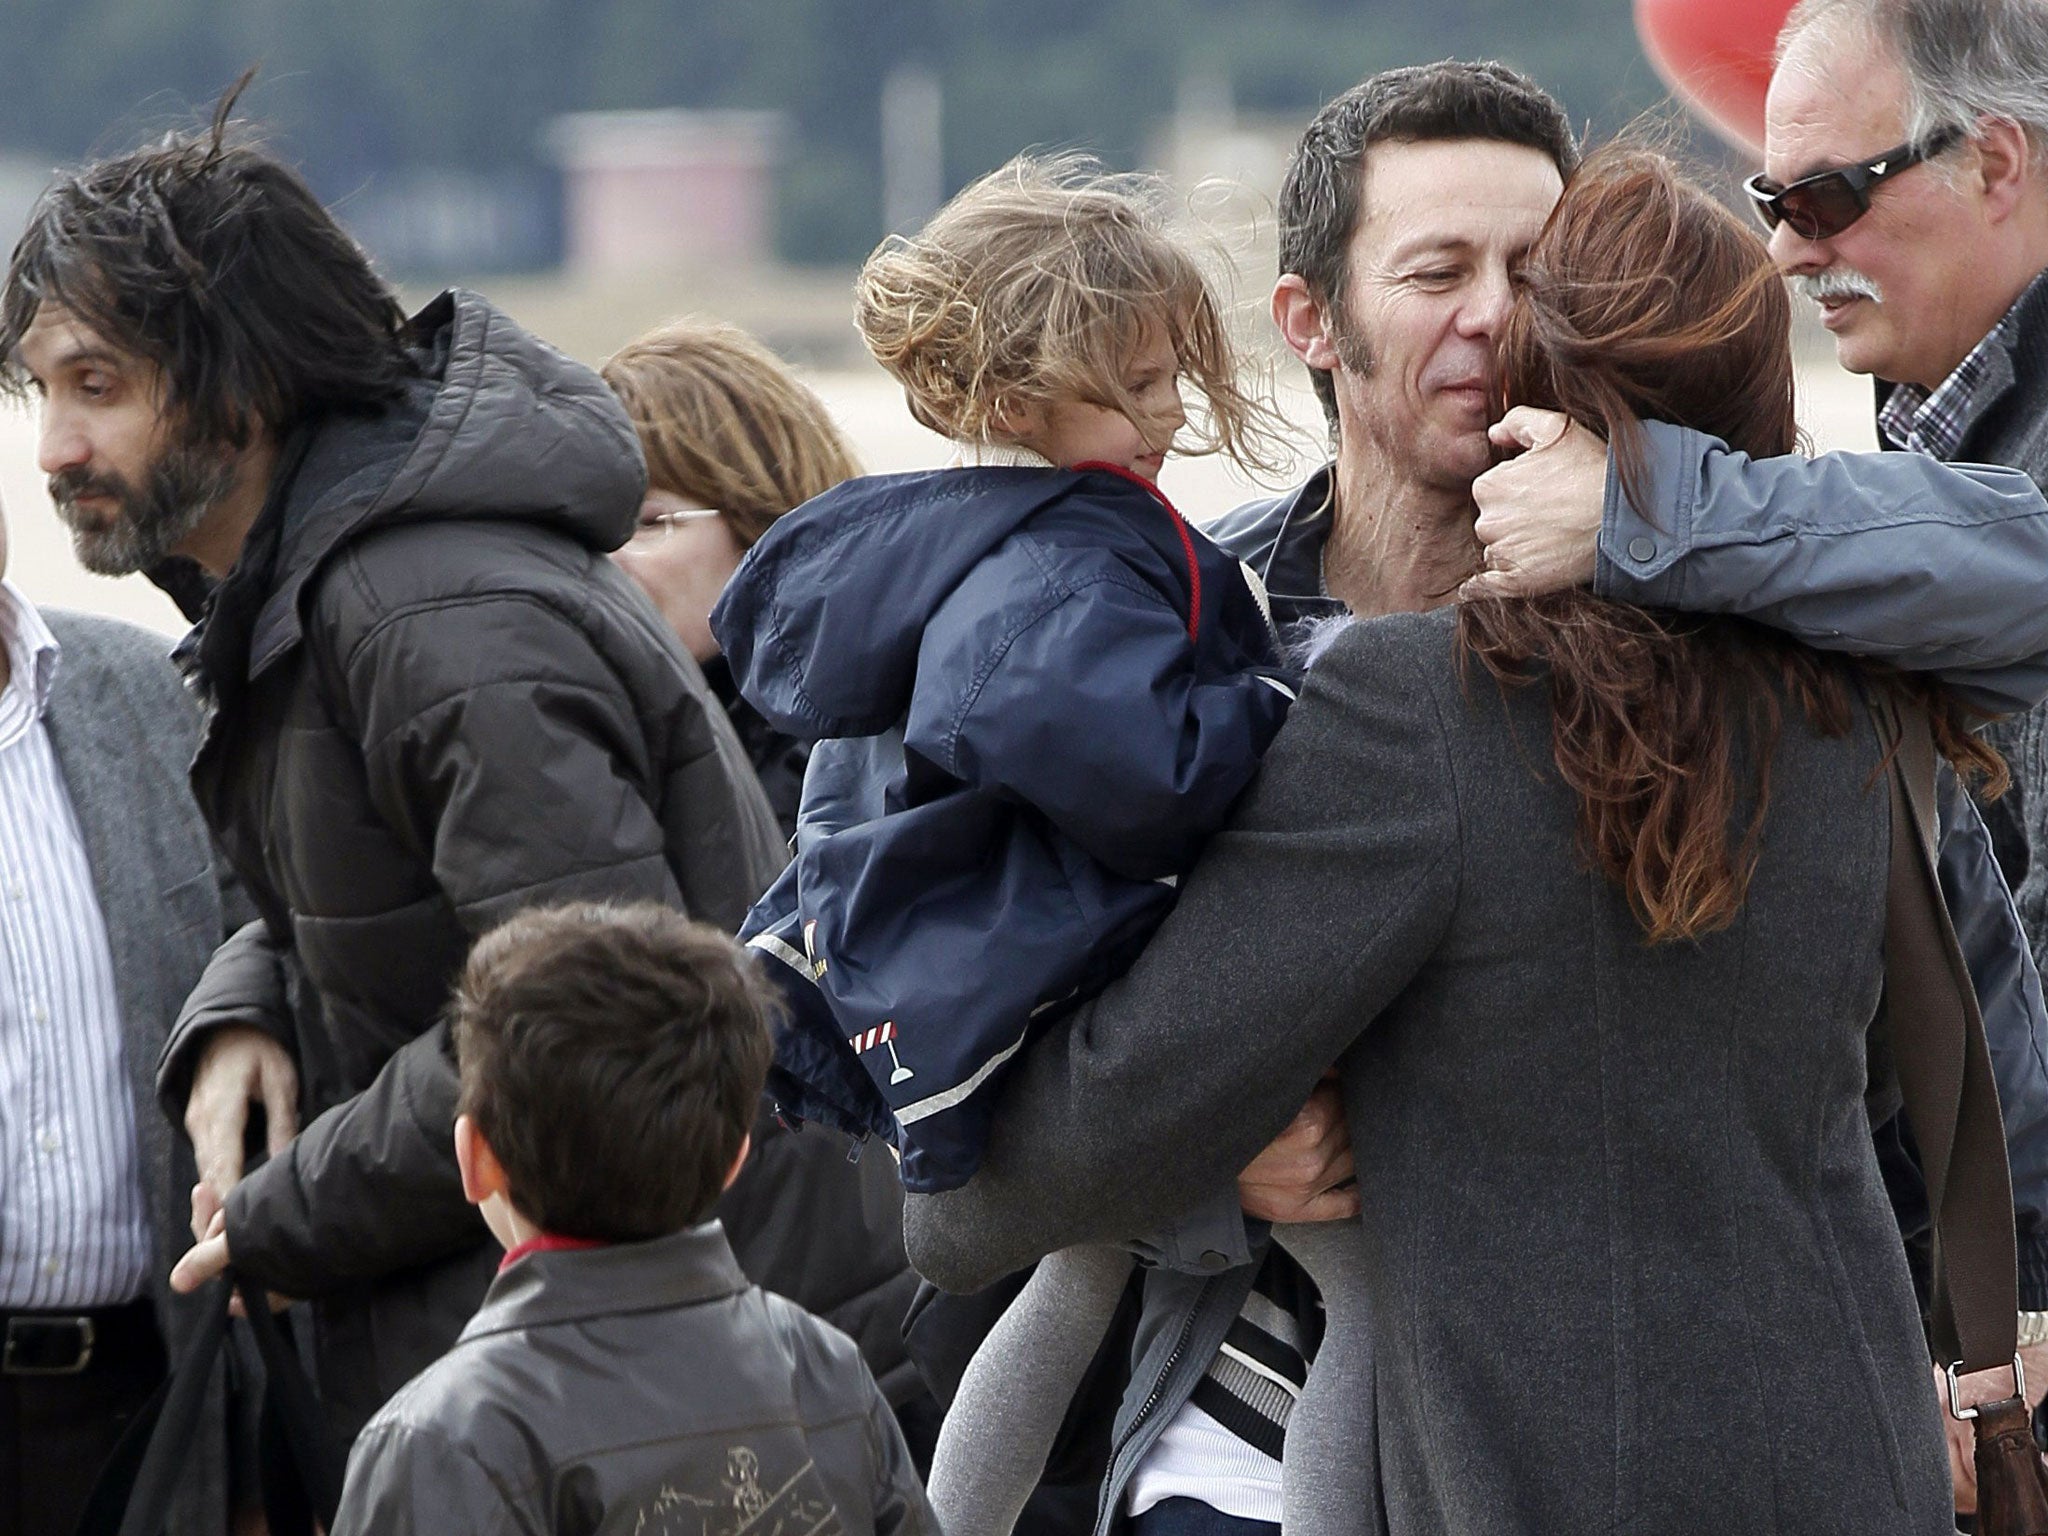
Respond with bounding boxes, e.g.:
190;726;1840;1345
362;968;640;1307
604;320;862;835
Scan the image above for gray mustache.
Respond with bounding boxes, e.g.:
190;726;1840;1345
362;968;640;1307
1794;270;1884;305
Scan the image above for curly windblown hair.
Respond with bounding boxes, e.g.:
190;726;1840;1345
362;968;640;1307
0;70;414;448
856;153;1285;472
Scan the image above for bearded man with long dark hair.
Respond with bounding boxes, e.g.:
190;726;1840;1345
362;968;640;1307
0;81;786;1442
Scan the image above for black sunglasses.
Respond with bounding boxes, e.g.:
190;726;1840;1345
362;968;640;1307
1743;125;1963;241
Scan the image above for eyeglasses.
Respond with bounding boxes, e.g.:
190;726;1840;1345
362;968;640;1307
632;505;725;539
1743;125;1963;241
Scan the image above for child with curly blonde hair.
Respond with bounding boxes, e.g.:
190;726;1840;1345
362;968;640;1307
855;156;1281;475
713;155;1365;1536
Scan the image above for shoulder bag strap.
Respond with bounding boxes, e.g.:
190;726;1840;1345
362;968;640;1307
239;1279;345;1527
1877;692;2019;1371
1872;695;2048;1535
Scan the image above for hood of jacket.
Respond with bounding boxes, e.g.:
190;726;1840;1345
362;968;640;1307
712;464;1166;740
234;288;646;682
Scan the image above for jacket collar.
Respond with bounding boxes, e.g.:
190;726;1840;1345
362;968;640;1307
1206;463;1346;637
716;464;1197;742
240;384;447;684
165;288;647;695
164;400;409;708
460;1220;751;1341
1875;263;2048;453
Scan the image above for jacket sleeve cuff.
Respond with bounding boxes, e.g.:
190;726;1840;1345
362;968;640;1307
1592;421;1701;605
223;1143;320;1297
1125;1187;1255;1275
223;1025;488;1298
156;921;296;1127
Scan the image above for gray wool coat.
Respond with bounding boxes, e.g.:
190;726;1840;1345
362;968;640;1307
906;608;1955;1536
43;607;259;1536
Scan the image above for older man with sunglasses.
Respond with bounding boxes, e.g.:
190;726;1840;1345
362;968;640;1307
1759;0;2048;424
1757;0;2048;1514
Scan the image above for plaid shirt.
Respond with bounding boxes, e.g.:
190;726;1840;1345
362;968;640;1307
1879;271;2048;459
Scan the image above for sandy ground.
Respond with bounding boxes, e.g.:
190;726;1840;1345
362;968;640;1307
2;334;1881;642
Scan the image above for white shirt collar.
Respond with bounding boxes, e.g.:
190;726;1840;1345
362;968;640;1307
947;441;1058;470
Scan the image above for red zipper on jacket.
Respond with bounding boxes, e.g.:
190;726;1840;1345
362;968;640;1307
1073;460;1202;644
499;1232;610;1272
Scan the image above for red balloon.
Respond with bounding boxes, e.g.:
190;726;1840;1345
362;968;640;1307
1634;0;1796;156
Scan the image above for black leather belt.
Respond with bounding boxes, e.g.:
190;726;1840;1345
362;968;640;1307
0;1297;155;1376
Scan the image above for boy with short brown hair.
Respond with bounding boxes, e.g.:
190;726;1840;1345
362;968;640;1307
333;902;934;1536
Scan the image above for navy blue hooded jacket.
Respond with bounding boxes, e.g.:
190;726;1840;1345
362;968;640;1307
711;464;1295;1191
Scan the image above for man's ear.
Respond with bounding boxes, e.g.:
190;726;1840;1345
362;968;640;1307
722;1132;753;1193
455;1113;507;1209
1974;116;2033;223
1272;274;1340;373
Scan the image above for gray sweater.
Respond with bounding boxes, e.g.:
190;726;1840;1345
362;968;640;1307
907;608;1953;1535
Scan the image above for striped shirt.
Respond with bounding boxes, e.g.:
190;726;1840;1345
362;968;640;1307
1126;1246;1319;1524
0;583;154;1307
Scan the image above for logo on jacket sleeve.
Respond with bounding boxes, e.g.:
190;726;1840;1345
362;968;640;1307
849;1019;915;1085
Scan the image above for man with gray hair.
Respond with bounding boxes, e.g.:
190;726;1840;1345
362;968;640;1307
1763;0;2048;936
1758;7;2048;1507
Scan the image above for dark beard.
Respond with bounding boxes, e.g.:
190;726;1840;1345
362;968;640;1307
49;441;238;576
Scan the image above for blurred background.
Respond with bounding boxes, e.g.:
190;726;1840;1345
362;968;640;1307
0;0;1874;634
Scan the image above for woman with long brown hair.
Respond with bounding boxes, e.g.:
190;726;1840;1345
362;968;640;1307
1460;150;2002;942
904;146;1985;1534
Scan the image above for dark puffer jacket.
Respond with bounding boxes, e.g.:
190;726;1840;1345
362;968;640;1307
697;658;922;1412
155;290;788;1440
722;1105;926;1409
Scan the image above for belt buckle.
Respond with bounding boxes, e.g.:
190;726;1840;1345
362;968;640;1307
2;1315;95;1375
